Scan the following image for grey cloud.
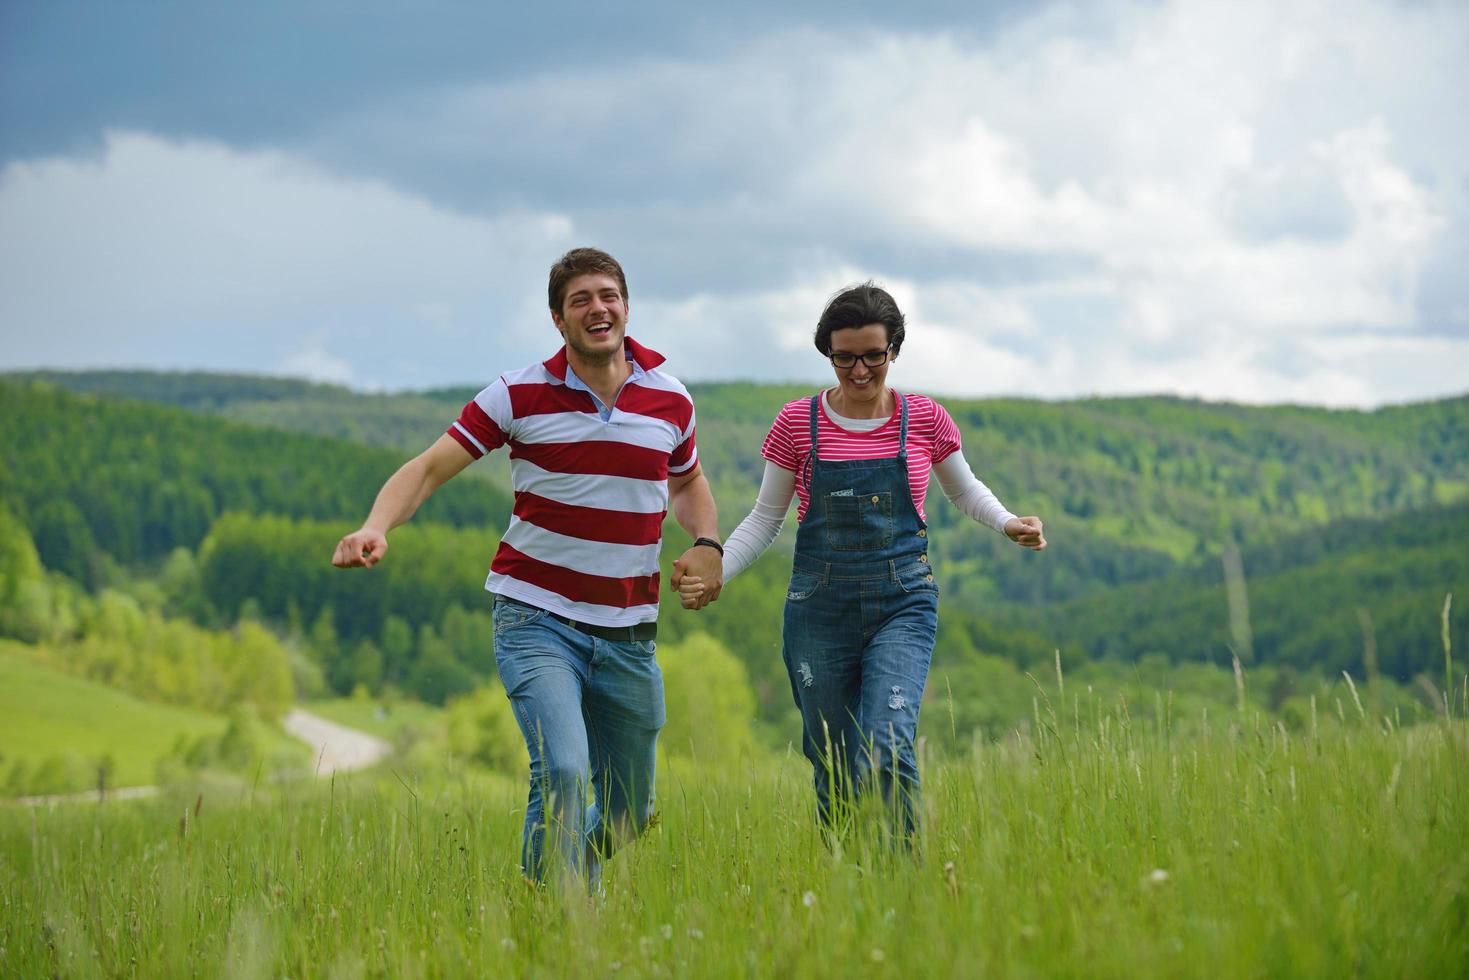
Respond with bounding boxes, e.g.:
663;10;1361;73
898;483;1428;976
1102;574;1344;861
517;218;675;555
2;0;1465;408
299;40;851;217
296;32;1110;307
1224;168;1356;244
0;1;1036;165
1415;204;1469;335
845;244;1100;288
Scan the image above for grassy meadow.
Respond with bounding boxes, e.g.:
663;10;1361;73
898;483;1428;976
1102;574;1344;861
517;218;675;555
0;644;305;796
4;696;1466;978
3;375;1467;975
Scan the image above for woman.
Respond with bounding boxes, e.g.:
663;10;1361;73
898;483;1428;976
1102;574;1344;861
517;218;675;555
679;282;1046;840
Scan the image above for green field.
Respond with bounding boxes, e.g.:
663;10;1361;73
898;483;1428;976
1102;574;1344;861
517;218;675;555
0;643;307;796
0;644;232;792
3;705;1465;978
3;373;1466;974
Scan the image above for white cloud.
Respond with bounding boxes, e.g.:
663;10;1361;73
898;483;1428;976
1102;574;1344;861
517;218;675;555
0;131;573;387
659;0;1467;404
1;0;1465;407
277;333;355;386
799;14;1449;346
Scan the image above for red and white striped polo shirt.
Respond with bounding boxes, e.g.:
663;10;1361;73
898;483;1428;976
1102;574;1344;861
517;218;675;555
447;338;697;627
761;390;961;522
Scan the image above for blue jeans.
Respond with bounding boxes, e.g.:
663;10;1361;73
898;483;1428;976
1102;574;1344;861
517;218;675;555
782;554;938;840
492;598;664;884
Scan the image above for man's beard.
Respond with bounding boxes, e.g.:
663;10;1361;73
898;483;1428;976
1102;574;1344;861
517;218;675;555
564;330;622;366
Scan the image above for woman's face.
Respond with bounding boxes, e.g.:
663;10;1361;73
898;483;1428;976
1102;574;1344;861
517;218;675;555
827;322;894;409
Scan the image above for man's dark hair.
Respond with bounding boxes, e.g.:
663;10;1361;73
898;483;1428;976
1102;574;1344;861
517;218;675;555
813;281;907;356
548;247;629;314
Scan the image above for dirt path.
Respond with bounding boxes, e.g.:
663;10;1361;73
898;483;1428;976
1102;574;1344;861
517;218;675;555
8;709;391;807
11;785;160;807
283;708;392;776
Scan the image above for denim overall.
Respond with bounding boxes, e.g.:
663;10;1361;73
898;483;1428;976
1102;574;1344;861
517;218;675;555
782;393;939;839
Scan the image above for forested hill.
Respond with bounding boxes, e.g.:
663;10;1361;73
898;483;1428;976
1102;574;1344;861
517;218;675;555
8;370;469;457
16;370;1467;605
0;379;511;585
1017;500;1469;681
3;370;1464;735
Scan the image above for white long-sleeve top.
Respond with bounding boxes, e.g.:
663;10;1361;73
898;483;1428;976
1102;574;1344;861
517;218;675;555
722;397;1017;580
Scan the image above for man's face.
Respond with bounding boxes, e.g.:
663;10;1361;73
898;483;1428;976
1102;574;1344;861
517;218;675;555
552;273;628;365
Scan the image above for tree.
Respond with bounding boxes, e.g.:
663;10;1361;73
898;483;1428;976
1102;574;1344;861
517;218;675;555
308;608;340;671
407;652;477;706
333;638;384;696
658;633;760;768
30;499;98;588
0;503;44;638
445;682;528;775
380;615;414;687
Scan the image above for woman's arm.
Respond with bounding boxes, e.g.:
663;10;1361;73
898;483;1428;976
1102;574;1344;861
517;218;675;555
935;451;1047;549
934;451;1018;533
721;461;797;581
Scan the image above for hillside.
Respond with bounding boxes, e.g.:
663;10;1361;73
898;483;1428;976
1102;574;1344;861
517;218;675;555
1022;501;1468;682
16;370;1467;605
4;370;1463;735
0;378;511;582
0;642;307;794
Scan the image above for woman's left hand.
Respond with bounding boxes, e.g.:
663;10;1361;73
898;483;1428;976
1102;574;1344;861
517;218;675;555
1004;516;1047;551
677;575;706;609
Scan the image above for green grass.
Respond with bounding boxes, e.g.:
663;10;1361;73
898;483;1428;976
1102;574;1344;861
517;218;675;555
0;643;309;796
2;708;1465;978
303;696;444;740
0;644;230;791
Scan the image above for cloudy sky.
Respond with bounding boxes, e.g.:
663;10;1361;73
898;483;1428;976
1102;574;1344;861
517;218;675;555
1;0;1465;406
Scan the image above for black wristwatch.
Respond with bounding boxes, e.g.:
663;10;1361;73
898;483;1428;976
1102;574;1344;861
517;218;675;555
692;536;724;556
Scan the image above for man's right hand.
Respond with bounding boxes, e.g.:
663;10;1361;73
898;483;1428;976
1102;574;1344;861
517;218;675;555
332;528;388;568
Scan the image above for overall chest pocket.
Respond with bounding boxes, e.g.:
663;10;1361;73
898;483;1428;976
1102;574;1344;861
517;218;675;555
823;491;894;552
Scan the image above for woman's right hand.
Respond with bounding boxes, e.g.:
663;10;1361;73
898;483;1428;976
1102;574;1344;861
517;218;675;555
1004;516;1047;551
677;575;706;610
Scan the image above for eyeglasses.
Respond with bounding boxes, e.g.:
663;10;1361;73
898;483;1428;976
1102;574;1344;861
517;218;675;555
828;347;892;369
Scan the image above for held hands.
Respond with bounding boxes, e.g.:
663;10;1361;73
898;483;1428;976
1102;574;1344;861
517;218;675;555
670;545;724;611
1003;515;1047;551
331;528;389;568
676;575;707;610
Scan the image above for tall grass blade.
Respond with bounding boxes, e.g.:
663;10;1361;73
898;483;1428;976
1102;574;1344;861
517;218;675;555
1442;592;1454;720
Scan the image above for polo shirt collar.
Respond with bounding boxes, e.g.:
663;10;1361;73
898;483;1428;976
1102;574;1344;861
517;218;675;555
541;337;666;384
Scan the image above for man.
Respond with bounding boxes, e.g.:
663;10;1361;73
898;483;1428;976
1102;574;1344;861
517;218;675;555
331;247;724;886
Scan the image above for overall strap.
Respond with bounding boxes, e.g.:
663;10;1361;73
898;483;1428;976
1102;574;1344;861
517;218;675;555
897;393;909;454
801;395;821;489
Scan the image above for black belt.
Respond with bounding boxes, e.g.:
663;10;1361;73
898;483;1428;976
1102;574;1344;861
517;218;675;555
497;597;656;643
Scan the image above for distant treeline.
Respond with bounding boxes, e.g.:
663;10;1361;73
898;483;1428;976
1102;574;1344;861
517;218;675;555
2;372;1464;738
0;380;509;586
1023;503;1469;682
688;383;1469;607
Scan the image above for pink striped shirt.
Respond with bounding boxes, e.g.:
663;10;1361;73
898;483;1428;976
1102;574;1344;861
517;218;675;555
446;338;697;627
761;391;961;522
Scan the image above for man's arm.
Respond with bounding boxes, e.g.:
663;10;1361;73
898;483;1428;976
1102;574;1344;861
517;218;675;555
667;463;723;608
331;433;476;568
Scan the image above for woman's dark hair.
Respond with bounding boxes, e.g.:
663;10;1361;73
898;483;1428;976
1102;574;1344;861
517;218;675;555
813;282;907;356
